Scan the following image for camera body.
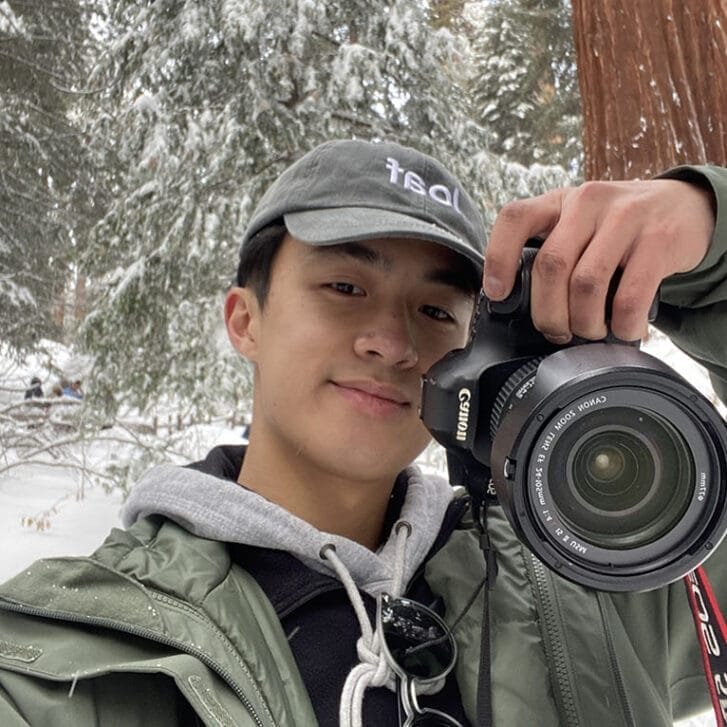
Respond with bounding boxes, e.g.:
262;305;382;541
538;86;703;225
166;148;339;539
421;246;727;591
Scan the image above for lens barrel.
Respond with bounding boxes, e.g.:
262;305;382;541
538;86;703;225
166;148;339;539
490;343;727;591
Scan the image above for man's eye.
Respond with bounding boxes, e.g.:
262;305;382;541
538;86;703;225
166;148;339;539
421;305;453;322
327;282;365;295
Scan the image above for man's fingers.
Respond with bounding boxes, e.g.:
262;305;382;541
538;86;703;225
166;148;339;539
487;177;715;342
526;190;600;341
529;246;578;343
563;222;633;340
609;243;666;341
484;189;566;300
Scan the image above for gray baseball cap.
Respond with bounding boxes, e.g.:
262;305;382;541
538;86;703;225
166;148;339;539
240;139;485;272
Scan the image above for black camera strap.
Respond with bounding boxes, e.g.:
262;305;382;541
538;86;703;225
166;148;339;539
468;476;498;727
685;566;727;727
475;503;496;727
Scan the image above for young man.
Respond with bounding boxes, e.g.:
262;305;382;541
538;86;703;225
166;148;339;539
0;139;725;727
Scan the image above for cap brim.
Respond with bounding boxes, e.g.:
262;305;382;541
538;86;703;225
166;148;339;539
284;207;483;271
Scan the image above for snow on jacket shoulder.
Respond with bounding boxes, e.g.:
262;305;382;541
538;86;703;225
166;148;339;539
0;515;318;726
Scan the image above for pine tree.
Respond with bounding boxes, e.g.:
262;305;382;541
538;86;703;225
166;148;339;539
0;0;102;353
78;0;573;419
81;0;464;415
469;0;582;174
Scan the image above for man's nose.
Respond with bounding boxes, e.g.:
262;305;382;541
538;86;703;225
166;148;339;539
353;308;419;369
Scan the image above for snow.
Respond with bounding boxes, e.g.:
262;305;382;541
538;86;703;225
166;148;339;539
0;278;36;309
0;465;124;582
0;1;27;37
131;91;159;115
0;420;244;585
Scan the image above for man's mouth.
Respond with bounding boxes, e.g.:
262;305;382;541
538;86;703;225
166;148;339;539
331;379;412;416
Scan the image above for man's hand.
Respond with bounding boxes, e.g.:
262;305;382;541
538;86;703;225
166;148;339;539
483;179;716;343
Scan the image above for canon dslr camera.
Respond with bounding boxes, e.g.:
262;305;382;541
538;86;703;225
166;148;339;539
421;244;727;591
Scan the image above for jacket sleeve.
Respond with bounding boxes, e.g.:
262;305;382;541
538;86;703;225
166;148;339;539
654;164;727;404
0;662;191;727
651;165;727;718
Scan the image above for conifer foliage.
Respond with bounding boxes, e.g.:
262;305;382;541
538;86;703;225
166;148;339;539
2;0;574;419
0;1;100;352
469;0;582;173
80;0;498;416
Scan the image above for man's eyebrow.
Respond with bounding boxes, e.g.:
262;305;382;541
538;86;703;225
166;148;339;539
311;241;391;270
425;267;478;297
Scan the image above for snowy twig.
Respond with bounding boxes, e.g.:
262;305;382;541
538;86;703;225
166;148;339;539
0;398;80;417
1;458;117;484
0;49;72;83
330;110;394;133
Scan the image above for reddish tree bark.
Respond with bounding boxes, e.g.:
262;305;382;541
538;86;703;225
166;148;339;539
571;0;727;180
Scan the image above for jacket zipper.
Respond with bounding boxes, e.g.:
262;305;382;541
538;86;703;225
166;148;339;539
596;593;636;727
0;593;272;727
527;553;580;727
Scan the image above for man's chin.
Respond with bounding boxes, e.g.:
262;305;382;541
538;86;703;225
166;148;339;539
326;444;426;482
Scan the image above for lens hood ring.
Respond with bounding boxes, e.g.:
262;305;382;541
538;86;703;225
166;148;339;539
491;346;727;591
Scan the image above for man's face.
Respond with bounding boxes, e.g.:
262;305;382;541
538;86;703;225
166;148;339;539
231;234;476;484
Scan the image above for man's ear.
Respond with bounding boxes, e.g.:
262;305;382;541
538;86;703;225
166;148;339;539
224;286;261;361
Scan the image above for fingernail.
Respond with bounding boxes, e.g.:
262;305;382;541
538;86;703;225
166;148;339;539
485;277;505;300
544;334;572;345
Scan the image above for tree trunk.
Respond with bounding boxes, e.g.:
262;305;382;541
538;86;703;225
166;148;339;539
73;273;87;324
571;0;727;180
52;279;66;330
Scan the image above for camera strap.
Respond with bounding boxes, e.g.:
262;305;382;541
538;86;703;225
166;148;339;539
474;494;497;727
460;466;498;727
685;565;727;726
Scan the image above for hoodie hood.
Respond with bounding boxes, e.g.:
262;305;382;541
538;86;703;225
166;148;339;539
122;457;455;596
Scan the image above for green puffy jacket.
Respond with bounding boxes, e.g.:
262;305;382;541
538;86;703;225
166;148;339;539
1;165;726;727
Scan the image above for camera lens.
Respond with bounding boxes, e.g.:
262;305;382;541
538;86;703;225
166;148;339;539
550;407;694;550
486;344;727;591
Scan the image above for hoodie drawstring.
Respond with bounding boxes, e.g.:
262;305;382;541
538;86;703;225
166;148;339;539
321;520;445;727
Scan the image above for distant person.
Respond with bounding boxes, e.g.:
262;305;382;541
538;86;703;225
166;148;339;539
23;376;43;400
62;379;83;400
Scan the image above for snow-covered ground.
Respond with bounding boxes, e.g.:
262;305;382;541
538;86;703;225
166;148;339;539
0;330;721;726
0;421;245;584
0;463;124;581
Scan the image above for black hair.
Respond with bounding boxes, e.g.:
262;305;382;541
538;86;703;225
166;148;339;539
448;256;482;299
235;221;287;308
